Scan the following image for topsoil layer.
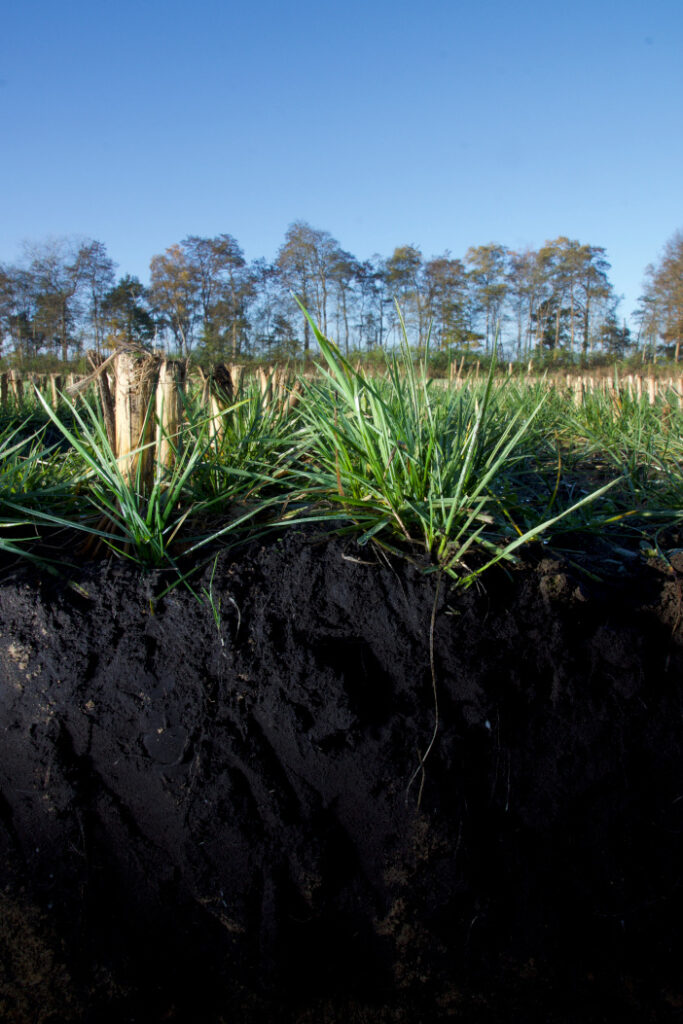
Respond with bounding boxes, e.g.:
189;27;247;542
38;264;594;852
0;532;682;1023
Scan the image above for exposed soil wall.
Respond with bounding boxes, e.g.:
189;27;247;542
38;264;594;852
0;533;682;1022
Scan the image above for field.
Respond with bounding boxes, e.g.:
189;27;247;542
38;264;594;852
1;328;683;1022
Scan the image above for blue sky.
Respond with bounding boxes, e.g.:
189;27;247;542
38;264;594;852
1;0;681;325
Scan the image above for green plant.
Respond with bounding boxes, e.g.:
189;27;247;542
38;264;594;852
0;419;74;564
289;303;619;585
13;387;270;575
202;555;224;644
186;369;306;504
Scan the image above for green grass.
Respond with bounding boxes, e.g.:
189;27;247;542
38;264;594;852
0;418;76;564
1;309;682;585
4;385;281;583
285;306;619;583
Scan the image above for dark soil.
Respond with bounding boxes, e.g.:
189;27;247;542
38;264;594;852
0;532;682;1022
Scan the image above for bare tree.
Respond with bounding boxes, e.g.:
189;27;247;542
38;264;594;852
76;240;117;354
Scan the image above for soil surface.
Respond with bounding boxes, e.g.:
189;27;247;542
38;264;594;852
0;531;682;1022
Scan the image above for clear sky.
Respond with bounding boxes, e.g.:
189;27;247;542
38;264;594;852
1;0;681;325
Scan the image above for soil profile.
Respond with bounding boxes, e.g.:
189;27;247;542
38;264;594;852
0;531;682;1022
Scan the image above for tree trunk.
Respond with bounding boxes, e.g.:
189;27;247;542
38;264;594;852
553;302;562;355
342;290;350;356
61;306;69;363
581;298;591;364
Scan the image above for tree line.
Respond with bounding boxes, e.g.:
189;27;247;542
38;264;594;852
1;223;681;366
